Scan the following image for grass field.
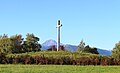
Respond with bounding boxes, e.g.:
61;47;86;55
0;65;120;73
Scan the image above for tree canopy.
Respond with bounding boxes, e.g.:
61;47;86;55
112;41;120;60
77;40;99;54
0;33;41;54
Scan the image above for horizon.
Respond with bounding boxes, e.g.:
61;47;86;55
0;0;120;50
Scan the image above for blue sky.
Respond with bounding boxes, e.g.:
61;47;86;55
0;0;120;50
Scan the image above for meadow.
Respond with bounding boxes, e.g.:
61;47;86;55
0;65;120;73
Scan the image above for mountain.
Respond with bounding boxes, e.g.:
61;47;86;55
97;49;112;56
64;44;78;52
41;39;57;50
64;45;112;56
42;39;57;46
41;39;112;56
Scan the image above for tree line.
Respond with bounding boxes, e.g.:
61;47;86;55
0;33;99;55
77;39;99;54
77;39;120;61
0;33;120;65
0;33;41;54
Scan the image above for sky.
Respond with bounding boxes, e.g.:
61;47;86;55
0;0;120;50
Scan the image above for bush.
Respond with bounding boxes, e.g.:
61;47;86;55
0;51;119;65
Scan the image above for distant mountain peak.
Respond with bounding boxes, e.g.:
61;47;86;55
42;39;57;46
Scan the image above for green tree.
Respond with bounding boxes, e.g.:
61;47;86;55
112;41;120;60
77;39;85;52
0;34;12;53
77;40;99;54
22;33;41;52
83;45;99;54
10;34;23;53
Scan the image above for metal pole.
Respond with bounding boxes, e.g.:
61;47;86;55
57;20;61;51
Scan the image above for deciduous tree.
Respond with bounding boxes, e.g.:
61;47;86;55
22;33;41;52
112;41;120;60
